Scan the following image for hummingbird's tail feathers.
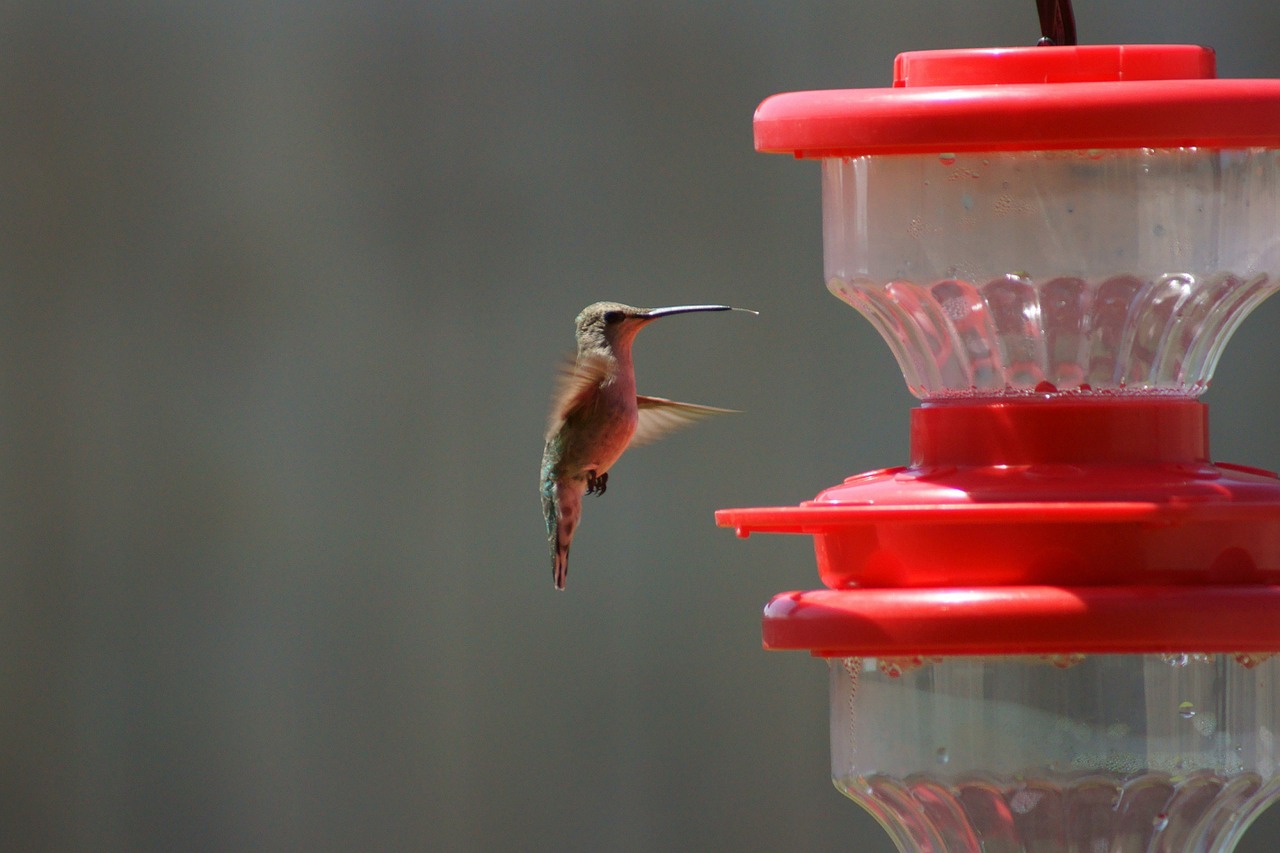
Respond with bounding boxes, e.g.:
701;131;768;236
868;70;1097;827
553;548;569;590
546;353;612;440
630;396;738;447
547;478;583;591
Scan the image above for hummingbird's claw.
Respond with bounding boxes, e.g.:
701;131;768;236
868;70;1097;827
586;470;608;495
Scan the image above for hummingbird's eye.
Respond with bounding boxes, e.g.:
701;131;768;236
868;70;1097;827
603;310;624;324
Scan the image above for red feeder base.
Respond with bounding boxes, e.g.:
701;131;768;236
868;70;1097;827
717;398;1280;654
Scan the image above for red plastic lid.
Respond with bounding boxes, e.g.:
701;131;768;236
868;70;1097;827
754;45;1280;156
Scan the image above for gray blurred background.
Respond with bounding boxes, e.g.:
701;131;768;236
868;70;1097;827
4;1;1280;850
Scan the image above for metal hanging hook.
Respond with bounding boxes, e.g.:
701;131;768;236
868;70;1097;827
1036;0;1077;45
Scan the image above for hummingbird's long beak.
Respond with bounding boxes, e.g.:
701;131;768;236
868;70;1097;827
642;305;759;319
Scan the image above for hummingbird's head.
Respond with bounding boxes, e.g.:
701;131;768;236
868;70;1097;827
573;302;743;355
573;302;652;353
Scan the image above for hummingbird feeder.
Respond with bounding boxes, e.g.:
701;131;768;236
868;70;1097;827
719;41;1280;852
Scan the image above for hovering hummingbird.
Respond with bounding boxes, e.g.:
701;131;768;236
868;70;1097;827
541;301;754;590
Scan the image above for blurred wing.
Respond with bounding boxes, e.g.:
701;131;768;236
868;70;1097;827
630;395;737;448
546;353;610;439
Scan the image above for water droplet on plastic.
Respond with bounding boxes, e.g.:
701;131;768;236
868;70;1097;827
1178;701;1197;719
877;656;932;678
941;297;969;321
1153;813;1169;831
1162;653;1190;667
935;747;949;765
939;153;956;166
847;777;875;798
1010;789;1043;814
1087;149;1104;160
878;660;904;678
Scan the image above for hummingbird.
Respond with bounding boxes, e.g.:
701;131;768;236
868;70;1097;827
540;301;753;590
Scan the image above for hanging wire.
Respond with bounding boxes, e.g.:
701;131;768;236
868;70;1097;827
1036;0;1077;45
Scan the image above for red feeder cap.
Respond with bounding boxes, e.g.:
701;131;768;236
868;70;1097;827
892;44;1213;87
754;45;1280;156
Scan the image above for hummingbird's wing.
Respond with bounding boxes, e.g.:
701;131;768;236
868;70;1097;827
546;353;610;439
630;395;737;447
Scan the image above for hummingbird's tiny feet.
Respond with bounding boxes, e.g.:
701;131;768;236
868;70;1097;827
586;470;608;495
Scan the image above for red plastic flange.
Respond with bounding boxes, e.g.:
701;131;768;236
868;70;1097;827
761;586;1280;656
